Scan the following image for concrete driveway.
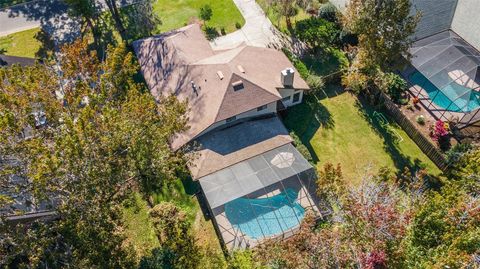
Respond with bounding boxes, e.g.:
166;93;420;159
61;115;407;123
209;0;282;50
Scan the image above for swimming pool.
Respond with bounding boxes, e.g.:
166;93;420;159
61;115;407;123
410;71;480;112
224;188;305;239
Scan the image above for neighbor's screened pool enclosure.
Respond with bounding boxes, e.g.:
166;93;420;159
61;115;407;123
403;30;480;131
198;143;323;250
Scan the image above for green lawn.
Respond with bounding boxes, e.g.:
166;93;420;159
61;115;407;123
149;177;225;264
0;0;29;9
283;85;442;182
153;0;245;33
303;48;349;77
257;0;310;32
122;192;159;260
0;28;41;58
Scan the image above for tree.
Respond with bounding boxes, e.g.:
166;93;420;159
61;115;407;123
269;0;312;30
257;170;413;268
64;0;102;46
343;0;419;71
200;5;213;26
294;17;339;53
316;162;345;202
0;40;188;267
149;202;202;269
103;0;127;40
404;186;480;268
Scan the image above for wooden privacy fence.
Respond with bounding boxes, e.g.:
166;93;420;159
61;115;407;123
379;92;449;171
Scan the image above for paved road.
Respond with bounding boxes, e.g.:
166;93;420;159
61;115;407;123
209;0;282;50
0;0;68;36
0;0;135;42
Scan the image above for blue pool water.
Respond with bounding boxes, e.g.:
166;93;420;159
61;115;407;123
410;71;480;112
224;188;305;239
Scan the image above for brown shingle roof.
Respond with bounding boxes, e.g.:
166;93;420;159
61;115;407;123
188;116;293;180
133;24;309;150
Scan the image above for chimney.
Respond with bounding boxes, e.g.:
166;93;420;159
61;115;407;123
281;68;294;87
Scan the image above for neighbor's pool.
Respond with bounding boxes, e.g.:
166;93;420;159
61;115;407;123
410;71;480;112
224;188;305;239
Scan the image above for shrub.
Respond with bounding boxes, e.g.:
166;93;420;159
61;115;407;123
235;22;242;29
416;115;425;125
339;29;358;46
290;131;313;163
294;17;340;52
204;26;219;40
378;72;408;102
445;142;473;164
341;68;369;93
431;120;451;151
318;2;338;23
199;5;213;23
306;74;325;93
220;27;226;35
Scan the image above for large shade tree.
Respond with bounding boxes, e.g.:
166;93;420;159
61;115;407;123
0;40;188;267
343;0;419;71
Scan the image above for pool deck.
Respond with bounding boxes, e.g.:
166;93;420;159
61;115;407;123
212;180;323;250
408;81;480;129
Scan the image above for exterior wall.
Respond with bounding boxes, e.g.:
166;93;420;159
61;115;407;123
278;88;304;107
195;101;278;138
451;0;480;51
411;0;458;40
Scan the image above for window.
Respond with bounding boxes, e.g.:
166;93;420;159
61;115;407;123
232;81;244;91
226;116;237;123
293;92;301;103
257;104;268;111
282;96;291;103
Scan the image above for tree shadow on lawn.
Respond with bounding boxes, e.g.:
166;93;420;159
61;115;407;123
354;96;429;176
283;88;338;163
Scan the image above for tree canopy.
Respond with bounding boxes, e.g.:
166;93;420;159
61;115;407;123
0;40;188;268
343;0;419;71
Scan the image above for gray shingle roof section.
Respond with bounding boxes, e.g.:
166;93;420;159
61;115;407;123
411;0;458;40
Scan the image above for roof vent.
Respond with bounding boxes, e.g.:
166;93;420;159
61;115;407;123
232;80;244;91
281;68;295;87
237;65;245;73
216;71;224;80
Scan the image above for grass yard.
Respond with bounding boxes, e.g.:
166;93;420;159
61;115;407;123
303;48;349;77
149;177;225;264
122;192;159;261
153;0;245;34
283;85;442;182
257;0;310;33
0;28;41;58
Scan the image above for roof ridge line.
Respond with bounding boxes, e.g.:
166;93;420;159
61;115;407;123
212;72;235;123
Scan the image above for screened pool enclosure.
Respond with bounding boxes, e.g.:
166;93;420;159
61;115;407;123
402;30;480;131
198;143;323;250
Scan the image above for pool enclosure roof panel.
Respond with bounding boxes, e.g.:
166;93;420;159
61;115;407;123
198;143;313;209
409;31;480;109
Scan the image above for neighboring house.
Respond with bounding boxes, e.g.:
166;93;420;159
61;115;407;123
330;0;480;136
134;24;325;250
0;55;56;224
